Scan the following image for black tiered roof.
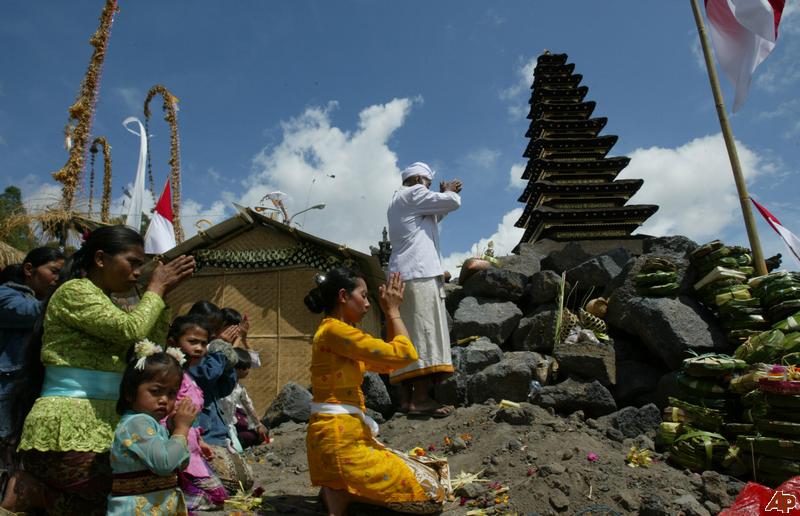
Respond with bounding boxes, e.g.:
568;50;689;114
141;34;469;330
513;51;658;249
520;157;630;181
525;118;607;139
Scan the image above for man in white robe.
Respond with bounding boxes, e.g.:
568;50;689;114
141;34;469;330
387;162;462;417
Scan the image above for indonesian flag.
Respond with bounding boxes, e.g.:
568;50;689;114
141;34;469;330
751;197;800;268
144;180;176;255
705;0;784;111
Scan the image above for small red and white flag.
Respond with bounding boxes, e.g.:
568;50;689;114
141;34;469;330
144;180;176;255
705;0;785;111
751;197;800;267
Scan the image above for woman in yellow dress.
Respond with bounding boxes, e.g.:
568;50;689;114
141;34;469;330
304;267;451;515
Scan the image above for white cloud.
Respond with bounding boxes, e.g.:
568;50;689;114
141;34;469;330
206;167;221;183
508;162;526;190
241;97;420;253
689;33;705;71
756;98;800;120
620;133;773;240
782;3;800;34
440;208;524;276
483;9;505;26
115;86;143;114
463;147;500;170
499;56;536;119
21;182;62;212
179;198;230;238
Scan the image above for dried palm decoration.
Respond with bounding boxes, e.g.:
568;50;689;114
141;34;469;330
88;136;113;222
144;85;183;242
52;0;119;212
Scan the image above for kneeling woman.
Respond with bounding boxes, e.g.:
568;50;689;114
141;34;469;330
304;267;451;515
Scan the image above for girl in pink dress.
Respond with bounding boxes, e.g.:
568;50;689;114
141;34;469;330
164;314;228;512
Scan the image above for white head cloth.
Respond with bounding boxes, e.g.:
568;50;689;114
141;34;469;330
401;162;435;182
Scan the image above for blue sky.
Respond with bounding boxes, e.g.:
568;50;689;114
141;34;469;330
1;1;799;272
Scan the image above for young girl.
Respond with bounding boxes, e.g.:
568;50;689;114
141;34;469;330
165;315;228;511
107;342;197;515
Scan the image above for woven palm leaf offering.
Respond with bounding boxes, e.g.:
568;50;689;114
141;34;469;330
577;308;608;340
734;330;785;364
736;435;800;461
676;372;728;399
689;239;724;262
751;272;800;321
634;256;680;297
764;392;800;409
766;405;800;423
668;430;729;471
721;422;755;437
692;244;754;277
771;300;800;323
772;310;800;332
682;353;748;378
755;419;800;438
656;422;687;449
663;397;725;432
740;393;769;424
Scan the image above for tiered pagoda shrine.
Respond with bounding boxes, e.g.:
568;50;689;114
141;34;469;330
513;52;658;249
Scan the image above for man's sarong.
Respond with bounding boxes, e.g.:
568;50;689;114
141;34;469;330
389;277;453;384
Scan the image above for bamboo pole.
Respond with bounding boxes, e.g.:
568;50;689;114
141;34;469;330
690;0;768;276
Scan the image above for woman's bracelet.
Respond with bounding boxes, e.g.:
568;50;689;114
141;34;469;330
388;315;402;321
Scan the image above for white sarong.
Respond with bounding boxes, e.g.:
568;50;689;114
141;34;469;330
389;276;453;384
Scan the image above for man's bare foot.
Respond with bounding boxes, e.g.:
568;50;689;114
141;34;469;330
320;486;350;516
407;401;455;418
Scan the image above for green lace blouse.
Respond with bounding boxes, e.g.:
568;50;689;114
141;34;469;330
18;279;170;453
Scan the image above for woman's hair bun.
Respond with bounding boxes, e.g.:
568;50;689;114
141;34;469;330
304;288;325;314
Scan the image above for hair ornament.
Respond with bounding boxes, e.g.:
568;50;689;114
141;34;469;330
165;347;187;367
81;229;92;244
133;339;163;370
314;273;327;286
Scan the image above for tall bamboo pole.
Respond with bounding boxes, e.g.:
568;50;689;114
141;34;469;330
689;0;767;276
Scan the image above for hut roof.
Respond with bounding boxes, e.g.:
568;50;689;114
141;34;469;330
161;204;385;288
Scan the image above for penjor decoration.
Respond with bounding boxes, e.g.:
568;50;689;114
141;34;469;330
88;137;113;222
144;85;184;242
52;0;119;212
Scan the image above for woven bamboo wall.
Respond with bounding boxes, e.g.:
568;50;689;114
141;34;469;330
166;267;319;416
164;227;383;417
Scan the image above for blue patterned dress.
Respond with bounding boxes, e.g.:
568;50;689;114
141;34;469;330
107;412;190;515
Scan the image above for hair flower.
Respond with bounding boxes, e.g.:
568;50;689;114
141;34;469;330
165;347;187;367
133;339;163;370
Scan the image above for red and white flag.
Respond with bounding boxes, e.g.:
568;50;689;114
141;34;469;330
751;197;800;267
705;0;784;111
144;180;176;255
